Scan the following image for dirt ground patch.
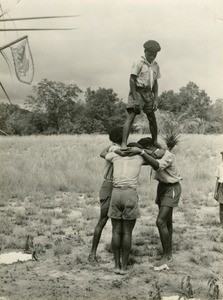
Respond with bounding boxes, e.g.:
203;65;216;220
0;191;222;300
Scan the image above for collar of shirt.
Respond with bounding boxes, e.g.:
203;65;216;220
141;56;156;67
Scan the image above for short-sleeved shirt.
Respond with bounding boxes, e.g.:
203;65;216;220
131;56;161;90
105;152;144;190
215;162;223;183
154;150;182;184
103;144;120;182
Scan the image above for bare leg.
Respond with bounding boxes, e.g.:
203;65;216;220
120;219;136;274
220;203;223;228
166;209;173;254
122;110;136;148
146;112;158;145
111;218;122;273
88;214;109;262
156;206;173;262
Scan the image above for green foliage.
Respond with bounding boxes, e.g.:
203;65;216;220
133;81;222;135
158;81;211;120
84;87;126;133
0;80;222;135
25;79;83;132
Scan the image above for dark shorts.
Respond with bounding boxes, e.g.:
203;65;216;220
156;181;181;208
216;183;223;204
108;187;140;220
99;180;113;216
127;87;154;115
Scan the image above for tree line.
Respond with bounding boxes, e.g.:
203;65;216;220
0;79;222;135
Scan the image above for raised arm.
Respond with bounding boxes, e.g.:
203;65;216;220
140;150;159;170
125;147;159;170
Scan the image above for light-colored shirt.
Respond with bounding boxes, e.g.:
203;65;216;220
215;162;223;183
154;150;182;184
103;144;120;182
105;152;144;189
131;56;161;90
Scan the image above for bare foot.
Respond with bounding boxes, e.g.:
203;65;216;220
88;253;98;263
153;257;172;270
152;140;162;149
120;269;128;275
113;268;121;274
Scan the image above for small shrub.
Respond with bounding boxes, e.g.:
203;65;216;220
0;217;13;235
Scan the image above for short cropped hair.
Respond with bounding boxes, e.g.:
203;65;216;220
109;127;123;144
127;142;143;149
137;137;154;149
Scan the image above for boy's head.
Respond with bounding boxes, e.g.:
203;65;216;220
143;40;161;63
137;137;154;149
109;127;123;145
137;137;164;158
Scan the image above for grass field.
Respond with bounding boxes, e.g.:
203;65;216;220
0;134;223;300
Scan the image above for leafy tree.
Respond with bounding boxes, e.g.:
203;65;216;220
158;90;181;113
178;82;211;119
0;103;36;135
158;82;211;120
84;87;126;133
25;79;83;132
208;99;223;123
5;108;37;135
27;112;48;134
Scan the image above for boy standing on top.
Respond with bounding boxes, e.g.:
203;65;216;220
122;40;161;148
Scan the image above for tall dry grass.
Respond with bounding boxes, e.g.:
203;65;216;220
0;134;222;202
0;134;223;299
0;134;107;200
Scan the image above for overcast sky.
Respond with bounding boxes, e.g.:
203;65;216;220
1;0;223;105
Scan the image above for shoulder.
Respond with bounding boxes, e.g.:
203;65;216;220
132;57;145;67
105;151;118;162
153;60;160;69
157;150;174;167
162;150;174;160
108;144;120;152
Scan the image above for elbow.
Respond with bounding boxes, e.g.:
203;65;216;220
153;162;159;170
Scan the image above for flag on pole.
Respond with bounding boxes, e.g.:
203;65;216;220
10;37;34;85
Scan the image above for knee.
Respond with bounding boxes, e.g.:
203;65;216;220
146;112;156;122
97;217;108;228
125;113;135;125
156;217;166;228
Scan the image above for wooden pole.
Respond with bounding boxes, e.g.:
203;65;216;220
0;129;8;136
0;35;27;51
0;28;76;32
0;15;80;22
0;82;12;104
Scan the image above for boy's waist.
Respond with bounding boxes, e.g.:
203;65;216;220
136;85;152;92
113;186;137;190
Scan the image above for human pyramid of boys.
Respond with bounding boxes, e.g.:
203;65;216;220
88;40;222;275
